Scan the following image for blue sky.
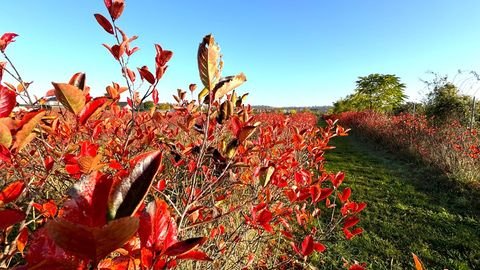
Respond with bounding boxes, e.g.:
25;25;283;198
1;0;480;106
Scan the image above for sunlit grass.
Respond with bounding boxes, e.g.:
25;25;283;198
316;132;480;270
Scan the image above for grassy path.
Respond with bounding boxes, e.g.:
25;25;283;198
321;133;480;269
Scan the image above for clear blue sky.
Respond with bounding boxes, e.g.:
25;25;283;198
2;0;480;106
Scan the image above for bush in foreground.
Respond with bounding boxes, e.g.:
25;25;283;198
0;1;365;269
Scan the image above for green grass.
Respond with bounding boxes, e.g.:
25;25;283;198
317;133;480;269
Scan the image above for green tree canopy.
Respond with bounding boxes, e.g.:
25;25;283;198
332;73;407;113
354;73;407;112
425;82;473;124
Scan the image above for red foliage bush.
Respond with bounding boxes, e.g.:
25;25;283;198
328;111;480;183
0;1;365;269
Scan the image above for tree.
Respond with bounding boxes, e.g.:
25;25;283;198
425;82;472;124
354;73;407;112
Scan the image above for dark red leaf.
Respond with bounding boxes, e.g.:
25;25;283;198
60;172;113;227
0;209;25;230
0;33;18;52
300;235;314;257
343;216;360;229
349;264;366;270
108;150;163;220
78;97;109;124
44;156;54;173
104;0;112;9
0;144;11;163
22;227;85;269
152;88;159;104
176;250;212;261
164;237;207;256
257;209;272;224
46;216;139;261
0;180;25;205
109;0;125;20
0;85;16;117
318;188;333;201
338;187;351;203
68;72;86;91
94;14;114;34
138;66;156;84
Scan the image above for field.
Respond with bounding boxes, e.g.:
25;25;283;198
321;129;480;269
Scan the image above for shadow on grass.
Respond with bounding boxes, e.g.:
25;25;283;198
319;132;480;270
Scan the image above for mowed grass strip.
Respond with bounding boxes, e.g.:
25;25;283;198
318;132;480;270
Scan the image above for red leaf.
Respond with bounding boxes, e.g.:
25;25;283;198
46;216;139;261
108;151;163;220
78;97;109;124
313;242;326;253
0;144;11;163
108;0;125;20
22;227;85;269
331;172;345;188
33;200;58;218
155;44;173;67
164;237;207;256
138;199;177;252
126;68;136;82
343;216;360;229
318;188;333;202
0;62;6;83
0;181;25;205
0;33;18;52
176;250;212;261
338;187;351;203
257;209;272;224
12;110;46;151
60;172;113;227
349;264;366;270
16;227;28;255
152;88;159;104
68;72;86;91
0;209;25;230
94;13;114;34
0;85;16;117
300;235;314;257
44;156;54;173
138;66;156;84
104;0;112;9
